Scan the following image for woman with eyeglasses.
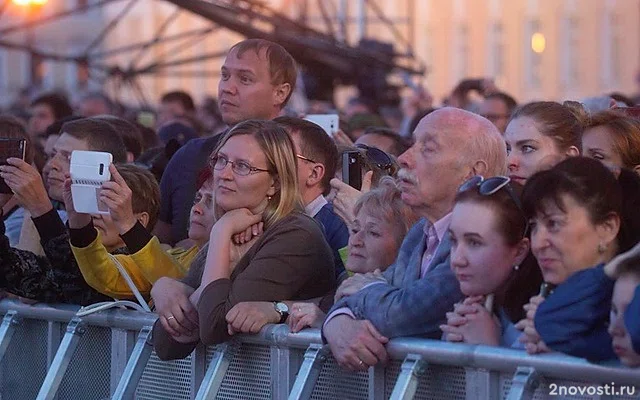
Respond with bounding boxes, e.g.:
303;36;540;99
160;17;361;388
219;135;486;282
517;157;640;361
152;120;335;360
440;176;542;346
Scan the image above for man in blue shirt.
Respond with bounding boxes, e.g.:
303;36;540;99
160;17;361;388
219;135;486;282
154;39;298;245
275;116;349;281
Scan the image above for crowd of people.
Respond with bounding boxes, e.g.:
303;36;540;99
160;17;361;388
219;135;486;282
1;38;640;372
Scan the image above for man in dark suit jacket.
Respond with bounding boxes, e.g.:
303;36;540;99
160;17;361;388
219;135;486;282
323;107;508;371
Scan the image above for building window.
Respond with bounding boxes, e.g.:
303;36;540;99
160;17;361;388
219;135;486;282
455;23;469;80
562;16;579;89
526;19;543;89
424;25;434;67
609;13;621;85
489;22;504;79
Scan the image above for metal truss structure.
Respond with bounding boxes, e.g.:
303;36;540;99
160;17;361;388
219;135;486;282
0;0;425;106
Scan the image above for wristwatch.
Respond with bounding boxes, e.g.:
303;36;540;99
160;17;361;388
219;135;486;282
273;301;289;324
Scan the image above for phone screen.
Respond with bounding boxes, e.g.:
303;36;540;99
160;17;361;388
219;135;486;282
0;138;26;194
342;151;363;190
305;114;339;137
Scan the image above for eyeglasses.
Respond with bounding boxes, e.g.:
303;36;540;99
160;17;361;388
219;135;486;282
355;144;394;171
296;154;316;164
209;155;270;176
459;175;529;233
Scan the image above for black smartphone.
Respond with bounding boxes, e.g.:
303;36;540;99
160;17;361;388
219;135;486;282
342;151;363;190
0;138;26;194
538;282;556;298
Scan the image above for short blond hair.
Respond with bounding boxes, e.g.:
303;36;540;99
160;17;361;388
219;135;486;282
353;177;418;245
212;120;303;228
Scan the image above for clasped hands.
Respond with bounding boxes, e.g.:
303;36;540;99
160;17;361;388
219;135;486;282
440;296;501;346
514;295;550;354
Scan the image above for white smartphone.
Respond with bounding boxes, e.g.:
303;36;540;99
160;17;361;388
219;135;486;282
70;150;113;214
304;114;339;137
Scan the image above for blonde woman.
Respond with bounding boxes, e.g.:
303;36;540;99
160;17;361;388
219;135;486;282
153;120;336;359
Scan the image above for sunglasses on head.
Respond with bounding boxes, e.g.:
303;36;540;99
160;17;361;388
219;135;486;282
459;175;529;234
355;144;394;171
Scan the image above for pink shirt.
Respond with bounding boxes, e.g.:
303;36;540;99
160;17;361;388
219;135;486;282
420;213;452;278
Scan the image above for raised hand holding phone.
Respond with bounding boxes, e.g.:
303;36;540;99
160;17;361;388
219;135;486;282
0;138;26;194
99;164;138;235
69;151;112;214
327;171;373;227
0;157;52;217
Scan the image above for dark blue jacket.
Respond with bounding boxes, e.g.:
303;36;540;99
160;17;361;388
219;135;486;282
314;203;348;281
534;264;616;362
158;133;224;245
625;285;640;354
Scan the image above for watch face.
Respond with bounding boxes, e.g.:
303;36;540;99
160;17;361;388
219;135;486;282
275;302;289;313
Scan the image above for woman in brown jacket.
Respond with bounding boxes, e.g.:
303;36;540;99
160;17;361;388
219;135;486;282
152;120;335;360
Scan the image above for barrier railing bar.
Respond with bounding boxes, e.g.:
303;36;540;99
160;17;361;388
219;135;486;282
46;321;63;368
193;342;235;400
111;325;154;400
384;339;640;386
254;327;640;386
271;345;296;399
505;366;541;400
110;328;136;395
190;345;208;398
288;343;328;400
0;311;18;363
464;368;500;400
36;317;86;400
1;301;639;396
0;300;157;331
389;354;426;400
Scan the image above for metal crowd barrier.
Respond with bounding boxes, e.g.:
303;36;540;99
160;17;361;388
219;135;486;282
0;299;638;400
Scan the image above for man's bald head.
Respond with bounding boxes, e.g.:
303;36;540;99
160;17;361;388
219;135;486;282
417;107;506;177
398;108;506;221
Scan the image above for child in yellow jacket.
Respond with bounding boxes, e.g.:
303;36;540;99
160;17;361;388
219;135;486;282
69;165;215;299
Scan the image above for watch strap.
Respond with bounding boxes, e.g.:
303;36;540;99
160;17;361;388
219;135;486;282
273;301;289;324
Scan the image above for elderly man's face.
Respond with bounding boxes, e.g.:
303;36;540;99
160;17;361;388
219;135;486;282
397;116;469;219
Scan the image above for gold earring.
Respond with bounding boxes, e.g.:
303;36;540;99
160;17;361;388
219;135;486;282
598;242;607;254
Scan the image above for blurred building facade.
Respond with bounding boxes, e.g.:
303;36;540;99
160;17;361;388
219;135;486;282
0;0;638;108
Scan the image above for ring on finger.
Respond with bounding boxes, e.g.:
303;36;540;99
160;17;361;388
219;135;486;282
167;315;176;321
